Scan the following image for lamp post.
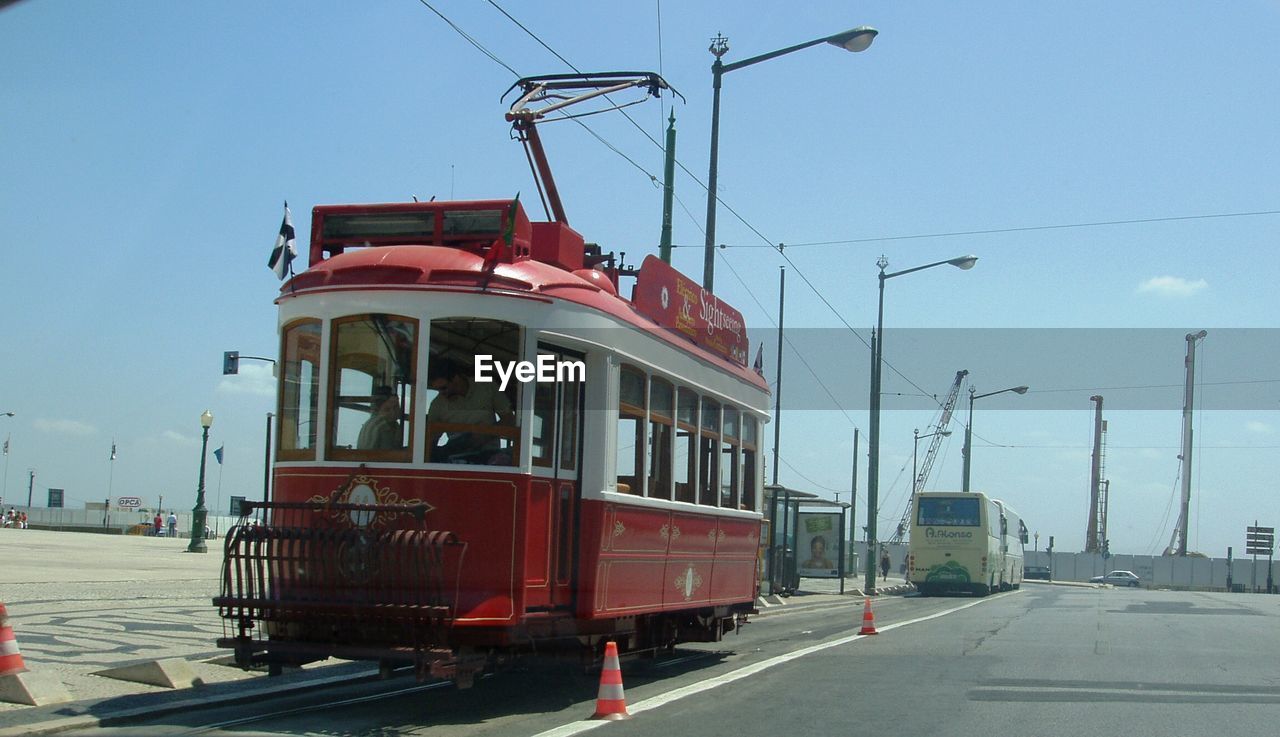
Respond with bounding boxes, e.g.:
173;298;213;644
703;25;877;292
1;412;13;506
187;410;213;553
866;254;977;595
912;428;952;494
961;385;1029;493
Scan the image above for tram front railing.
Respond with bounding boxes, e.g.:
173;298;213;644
214;500;465;654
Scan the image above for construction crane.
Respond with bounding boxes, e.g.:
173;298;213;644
889;369;968;544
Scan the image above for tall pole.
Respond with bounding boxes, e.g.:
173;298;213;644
1085;395;1104;552
659;111;677;264
1175;331;1207;556
865;259;886;594
188;412;213;553
912;428;920;498
263;412;274;505
850;427;858;563
962;389;975;493
3;434;10;504
771;267;785;486
703;41;727;291
108;439;116;510
27;468;34;508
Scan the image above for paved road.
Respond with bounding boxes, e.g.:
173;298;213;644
59;584;1280;737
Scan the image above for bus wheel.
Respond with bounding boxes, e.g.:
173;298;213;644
974;584;990;597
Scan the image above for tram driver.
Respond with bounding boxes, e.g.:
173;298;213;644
426;359;515;464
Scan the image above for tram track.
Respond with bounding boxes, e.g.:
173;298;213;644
84;596;901;735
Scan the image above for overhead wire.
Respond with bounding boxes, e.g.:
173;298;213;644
665;208;1280;249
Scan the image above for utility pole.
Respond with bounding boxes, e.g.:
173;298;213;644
1166;330;1207;556
27;469;34;507
1085;395;1103;552
658;111;676;263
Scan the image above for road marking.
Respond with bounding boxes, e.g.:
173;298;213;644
532;592;1020;737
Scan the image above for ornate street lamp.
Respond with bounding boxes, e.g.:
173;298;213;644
187;410;213;553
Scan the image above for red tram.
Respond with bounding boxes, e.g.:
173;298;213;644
215;74;770;684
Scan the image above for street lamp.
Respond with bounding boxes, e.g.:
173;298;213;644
866;254;977;595
187;409;214;553
912;428;952;494
961;385;1029;493
703;25;878;292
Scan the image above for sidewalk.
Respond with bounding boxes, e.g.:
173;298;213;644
756;574;913;610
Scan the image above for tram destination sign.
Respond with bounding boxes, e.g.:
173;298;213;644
632;255;749;367
1245;525;1274;556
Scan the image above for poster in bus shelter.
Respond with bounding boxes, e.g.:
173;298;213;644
797;512;841;578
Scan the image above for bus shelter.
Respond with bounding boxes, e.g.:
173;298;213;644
764;485;851;595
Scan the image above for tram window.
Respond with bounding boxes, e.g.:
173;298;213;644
426;318;520;466
675;388;697;503
741;417;759;512
699;398;720;506
721;407;740;509
558;369;580;472
278;319;321;460
647;379;674;500
532;382;555;468
328;315;416;461
616;365;645;494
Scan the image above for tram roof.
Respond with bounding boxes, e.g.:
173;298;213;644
281;243;769;393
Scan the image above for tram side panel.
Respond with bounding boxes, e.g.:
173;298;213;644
576;500;760;620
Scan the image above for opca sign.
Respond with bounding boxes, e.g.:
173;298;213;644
117;496;143;509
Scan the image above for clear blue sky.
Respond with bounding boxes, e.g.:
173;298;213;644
2;1;1277;555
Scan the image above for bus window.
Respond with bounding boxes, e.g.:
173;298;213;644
328;314;416;461
917;496;981;527
741;416;759;511
616;365;646;494
278;319;321;460
675;388;697;503
699;397;720;506
721;407;740;508
647;378;674;500
425;318;520;466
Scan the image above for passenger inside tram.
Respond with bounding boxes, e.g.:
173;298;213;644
356;386;402;450
426;359;515;464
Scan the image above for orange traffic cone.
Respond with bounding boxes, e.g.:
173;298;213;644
0;602;28;676
858;596;879;635
590;641;630;720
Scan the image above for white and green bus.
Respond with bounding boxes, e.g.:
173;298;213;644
907;491;1027;596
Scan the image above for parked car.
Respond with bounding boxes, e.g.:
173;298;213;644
1023;565;1052;581
1090;570;1141;587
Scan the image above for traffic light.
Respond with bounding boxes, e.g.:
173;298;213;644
223;350;240;375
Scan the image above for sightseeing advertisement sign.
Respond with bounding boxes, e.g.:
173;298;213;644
797;512;841;578
632;255;749;367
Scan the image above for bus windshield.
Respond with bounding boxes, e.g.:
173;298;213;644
917;497;981;527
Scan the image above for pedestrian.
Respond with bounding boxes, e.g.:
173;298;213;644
153;513;163;537
167;511;177;539
19;511;28;529
879;546;891;582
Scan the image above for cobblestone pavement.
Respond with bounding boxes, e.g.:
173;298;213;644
0;528;261;711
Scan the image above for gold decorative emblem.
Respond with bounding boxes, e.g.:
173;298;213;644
717;529;726;542
305;474;433;530
669;525;681;541
707;528;717;542
674;565;703;601
747;530;758;546
660;524;670;540
613;520;626;537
